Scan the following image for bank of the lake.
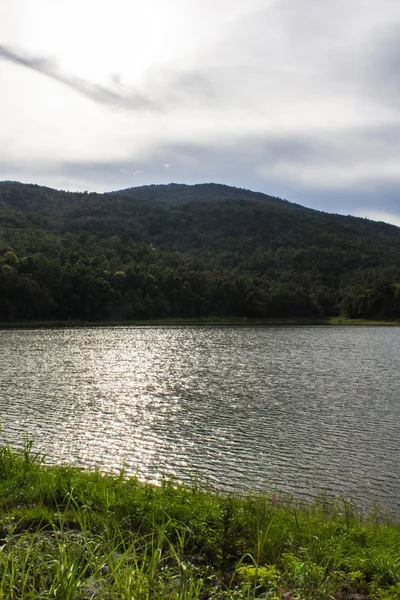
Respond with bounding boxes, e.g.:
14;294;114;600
1;442;399;600
1;316;400;328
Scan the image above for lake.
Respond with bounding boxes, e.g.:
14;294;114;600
0;325;399;515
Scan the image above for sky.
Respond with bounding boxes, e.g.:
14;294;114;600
1;0;400;226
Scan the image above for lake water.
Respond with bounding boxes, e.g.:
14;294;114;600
0;326;399;515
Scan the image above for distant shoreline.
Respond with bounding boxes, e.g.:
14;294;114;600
1;316;400;328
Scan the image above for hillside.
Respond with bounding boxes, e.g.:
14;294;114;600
0;181;400;322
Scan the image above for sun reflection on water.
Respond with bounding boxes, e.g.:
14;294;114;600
0;325;400;514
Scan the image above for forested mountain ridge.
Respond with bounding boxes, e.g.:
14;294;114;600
107;182;301;209
0;181;400;322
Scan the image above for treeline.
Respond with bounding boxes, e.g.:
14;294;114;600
0;236;323;321
1;182;400;321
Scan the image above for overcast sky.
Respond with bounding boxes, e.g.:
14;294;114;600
1;0;400;225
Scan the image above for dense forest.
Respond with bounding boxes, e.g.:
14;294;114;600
1;181;400;322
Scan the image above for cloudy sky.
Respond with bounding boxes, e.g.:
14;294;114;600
1;0;400;225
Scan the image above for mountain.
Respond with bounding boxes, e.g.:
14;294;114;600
0;181;399;322
108;182;300;209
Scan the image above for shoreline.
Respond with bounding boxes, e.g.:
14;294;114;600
1;316;400;329
1;442;399;599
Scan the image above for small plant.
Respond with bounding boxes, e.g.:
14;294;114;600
237;563;281;591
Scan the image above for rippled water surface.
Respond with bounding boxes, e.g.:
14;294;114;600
1;326;399;513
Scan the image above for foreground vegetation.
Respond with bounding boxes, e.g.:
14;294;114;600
0;441;399;599
1;181;400;323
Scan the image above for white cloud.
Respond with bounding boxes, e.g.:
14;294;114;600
0;0;400;219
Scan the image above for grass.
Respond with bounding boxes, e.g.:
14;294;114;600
0;439;399;599
1;317;400;328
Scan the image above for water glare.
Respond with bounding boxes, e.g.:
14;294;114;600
1;325;399;514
